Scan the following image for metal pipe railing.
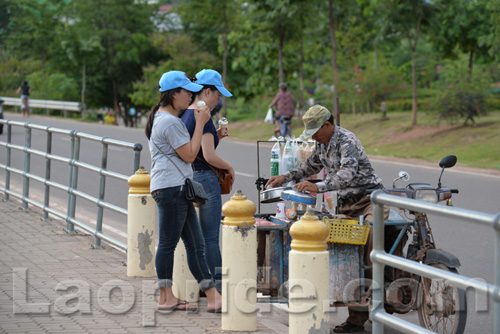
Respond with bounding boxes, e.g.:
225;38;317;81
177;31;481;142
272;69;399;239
0;119;142;252
370;190;500;334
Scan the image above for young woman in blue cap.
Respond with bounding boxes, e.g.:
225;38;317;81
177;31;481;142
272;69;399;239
145;70;222;312
180;69;234;293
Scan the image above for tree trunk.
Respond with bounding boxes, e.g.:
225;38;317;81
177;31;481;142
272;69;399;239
298;36;305;118
112;76;118;113
468;48;474;83
328;0;339;114
411;49;418;126
278;26;285;83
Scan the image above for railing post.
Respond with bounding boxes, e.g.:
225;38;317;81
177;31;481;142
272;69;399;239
4;122;12;201
288;208;330;334
495;213;500;334
42;128;52;220
371;191;386;334
94;142;108;249
22;123;31;210
221;190;257;331
133;143;142;175
127;167;155;277
65;131;77;233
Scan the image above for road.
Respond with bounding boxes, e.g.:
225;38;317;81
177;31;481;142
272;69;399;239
1;112;499;333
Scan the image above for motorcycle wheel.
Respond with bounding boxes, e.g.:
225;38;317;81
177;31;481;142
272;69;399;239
416;263;467;334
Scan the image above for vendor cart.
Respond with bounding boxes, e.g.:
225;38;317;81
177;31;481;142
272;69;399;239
253;140;409;307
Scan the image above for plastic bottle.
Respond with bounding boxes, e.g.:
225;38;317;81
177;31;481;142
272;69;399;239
270;141;281;177
281;140;294;174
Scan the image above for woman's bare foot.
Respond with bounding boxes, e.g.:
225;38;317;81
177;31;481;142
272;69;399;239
204;287;222;312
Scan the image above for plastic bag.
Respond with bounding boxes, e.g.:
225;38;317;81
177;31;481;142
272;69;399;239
264;108;274;123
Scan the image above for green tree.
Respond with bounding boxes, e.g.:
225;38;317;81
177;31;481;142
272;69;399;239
433;0;492;81
374;0;437;126
66;0;155;110
176;0;240;117
130;33;218;108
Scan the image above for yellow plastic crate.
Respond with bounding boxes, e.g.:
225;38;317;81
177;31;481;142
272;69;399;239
322;217;370;245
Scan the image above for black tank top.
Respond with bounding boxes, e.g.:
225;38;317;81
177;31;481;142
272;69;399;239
21;85;30;96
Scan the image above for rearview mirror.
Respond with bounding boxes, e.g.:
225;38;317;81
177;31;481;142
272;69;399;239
439;155;457;169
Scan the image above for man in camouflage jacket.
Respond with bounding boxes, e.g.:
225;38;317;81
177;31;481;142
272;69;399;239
266;104;388;333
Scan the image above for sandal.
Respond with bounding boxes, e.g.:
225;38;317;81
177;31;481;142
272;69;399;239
333;322;364;333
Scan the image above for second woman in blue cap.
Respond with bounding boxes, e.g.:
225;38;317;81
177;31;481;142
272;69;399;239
180;69;234;293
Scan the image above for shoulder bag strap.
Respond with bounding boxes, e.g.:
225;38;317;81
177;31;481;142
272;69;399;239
152;140;188;179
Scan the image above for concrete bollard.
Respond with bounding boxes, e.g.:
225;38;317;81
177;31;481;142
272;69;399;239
288;208;330;334
127;168;155;277
221;190;257;331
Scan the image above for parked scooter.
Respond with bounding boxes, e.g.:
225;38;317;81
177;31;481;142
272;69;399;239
372;155;467;334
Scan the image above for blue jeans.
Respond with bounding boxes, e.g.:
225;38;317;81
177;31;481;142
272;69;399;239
151;185;215;292
194;169;222;291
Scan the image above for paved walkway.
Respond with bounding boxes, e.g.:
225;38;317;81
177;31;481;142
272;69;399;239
0;197;291;334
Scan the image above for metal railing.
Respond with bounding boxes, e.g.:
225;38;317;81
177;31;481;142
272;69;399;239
0;119;142;252
370;190;500;334
1;96;82;111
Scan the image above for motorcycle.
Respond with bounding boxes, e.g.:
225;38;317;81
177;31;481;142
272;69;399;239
370;154;467;334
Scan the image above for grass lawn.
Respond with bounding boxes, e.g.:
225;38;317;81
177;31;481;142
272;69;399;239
229;111;500;171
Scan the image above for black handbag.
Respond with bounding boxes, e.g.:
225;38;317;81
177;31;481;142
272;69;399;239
184;178;208;205
152;141;208;205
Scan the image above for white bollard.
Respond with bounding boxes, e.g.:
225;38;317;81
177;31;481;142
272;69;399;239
221;190;257;331
127;168;156;277
288;208;330;334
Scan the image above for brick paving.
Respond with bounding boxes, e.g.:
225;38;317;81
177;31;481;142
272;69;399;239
0;197;290;334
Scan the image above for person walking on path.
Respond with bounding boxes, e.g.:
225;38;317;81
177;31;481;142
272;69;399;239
268;82;294;133
145;70;222;312
266;104;390;333
180;69;235;292
16;80;30;117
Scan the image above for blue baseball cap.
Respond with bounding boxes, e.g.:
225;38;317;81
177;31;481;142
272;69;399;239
158;71;203;93
195;69;232;97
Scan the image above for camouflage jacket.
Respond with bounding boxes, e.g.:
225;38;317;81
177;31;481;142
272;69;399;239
283;125;382;198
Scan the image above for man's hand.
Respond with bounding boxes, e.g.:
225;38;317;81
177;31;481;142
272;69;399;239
293;181;319;193
265;175;285;189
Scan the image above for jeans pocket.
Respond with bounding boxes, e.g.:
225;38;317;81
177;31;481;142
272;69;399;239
151;189;161;202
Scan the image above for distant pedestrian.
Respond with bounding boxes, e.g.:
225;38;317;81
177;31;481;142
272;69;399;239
16;80;30;117
380;101;387;119
119;102;129;127
129;106;137;127
269;82;294;133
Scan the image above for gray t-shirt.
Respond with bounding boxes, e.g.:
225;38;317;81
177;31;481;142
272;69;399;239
149;111;193;192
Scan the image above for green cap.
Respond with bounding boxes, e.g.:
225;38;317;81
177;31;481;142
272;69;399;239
301;105;332;138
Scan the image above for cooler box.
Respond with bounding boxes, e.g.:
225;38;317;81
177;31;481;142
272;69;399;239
323;218;370;304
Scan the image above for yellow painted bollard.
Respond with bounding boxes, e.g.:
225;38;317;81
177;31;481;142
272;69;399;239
288;208;330;334
221;190;257;331
127;168;156;277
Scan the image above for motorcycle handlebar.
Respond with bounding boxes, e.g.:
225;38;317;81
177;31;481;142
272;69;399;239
451;188;459;194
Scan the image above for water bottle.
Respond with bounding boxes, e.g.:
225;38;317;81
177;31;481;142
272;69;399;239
270;141;281;177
